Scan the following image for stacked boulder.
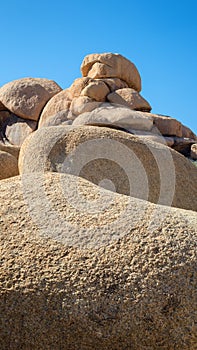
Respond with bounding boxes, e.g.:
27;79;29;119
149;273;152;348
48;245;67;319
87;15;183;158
38;53;151;128
0;53;196;182
38;53;197;157
0;53;197;202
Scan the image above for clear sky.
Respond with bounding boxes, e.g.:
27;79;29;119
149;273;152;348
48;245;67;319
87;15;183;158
0;0;196;133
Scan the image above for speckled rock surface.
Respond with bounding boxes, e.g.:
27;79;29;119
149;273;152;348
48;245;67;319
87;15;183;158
0;172;196;350
0;78;62;121
18;125;197;211
38;89;72;128
0;150;18;179
38;110;73;128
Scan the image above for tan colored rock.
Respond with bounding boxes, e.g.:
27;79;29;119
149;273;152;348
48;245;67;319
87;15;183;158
68;77;125;100
38;110;73;128
72;104;153;131
151;114;183;137
0;139;20;159
131;131;174;147
107;88;151;111
0;172;196;349
81;53;141;91
70;96;102;116
38;89;72;128
0;78;62;121
68;77;91;98
0;111;36;147
81;80;110;101
2;114;37;146
0;112;26;158
190;143;197;160
19;125;197;211
68;77;127;101
182;124;197;140
0;150;18;180
101;77;129;91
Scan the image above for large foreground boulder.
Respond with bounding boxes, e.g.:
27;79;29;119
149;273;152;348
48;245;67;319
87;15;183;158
0;173;196;349
18;125;197;211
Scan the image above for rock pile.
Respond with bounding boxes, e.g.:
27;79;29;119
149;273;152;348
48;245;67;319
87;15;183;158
0;53;197;349
0;52;196;182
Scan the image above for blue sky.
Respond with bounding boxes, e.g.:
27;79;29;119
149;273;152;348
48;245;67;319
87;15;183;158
0;0;196;133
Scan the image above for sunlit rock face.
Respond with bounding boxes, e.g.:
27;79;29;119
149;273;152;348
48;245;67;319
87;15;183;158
0;53;196;348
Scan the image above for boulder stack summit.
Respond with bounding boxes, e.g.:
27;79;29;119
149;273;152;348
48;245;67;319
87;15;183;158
0;53;196;350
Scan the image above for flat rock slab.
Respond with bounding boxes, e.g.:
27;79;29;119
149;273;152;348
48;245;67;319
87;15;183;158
72;104;153;131
0;78;62;121
19;125;197;211
81;53;141;91
0;173;196;349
